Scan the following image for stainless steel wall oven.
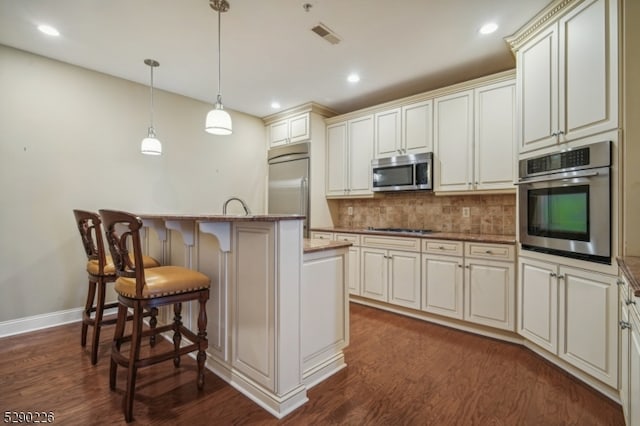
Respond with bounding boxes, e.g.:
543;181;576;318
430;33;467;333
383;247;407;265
517;141;611;264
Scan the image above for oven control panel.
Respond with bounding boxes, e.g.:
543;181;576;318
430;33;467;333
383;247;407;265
519;141;611;178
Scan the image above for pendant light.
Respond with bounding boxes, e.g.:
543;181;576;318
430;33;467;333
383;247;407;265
141;59;162;155
205;0;232;135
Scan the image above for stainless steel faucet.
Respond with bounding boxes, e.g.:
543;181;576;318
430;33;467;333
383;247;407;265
223;196;251;215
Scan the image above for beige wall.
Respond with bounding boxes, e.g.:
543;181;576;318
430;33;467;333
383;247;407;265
0;45;267;322
623;0;640;255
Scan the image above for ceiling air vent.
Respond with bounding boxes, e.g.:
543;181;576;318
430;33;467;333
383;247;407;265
311;23;341;45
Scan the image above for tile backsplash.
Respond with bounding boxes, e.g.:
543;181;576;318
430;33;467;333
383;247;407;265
328;192;516;235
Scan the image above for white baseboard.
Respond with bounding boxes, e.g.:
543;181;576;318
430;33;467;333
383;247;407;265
0;307;118;338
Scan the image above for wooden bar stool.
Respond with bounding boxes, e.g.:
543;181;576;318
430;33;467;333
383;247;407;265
73;209;161;365
99;209;210;423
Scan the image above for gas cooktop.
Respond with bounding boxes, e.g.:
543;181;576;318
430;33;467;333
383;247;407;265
367;227;433;235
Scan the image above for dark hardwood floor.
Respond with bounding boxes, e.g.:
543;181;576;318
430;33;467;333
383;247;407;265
0;303;624;425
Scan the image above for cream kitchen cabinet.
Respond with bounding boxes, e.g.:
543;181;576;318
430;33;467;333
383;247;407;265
629;305;640;426
422;240;515;330
434;79;515;192
518;256;618;388
421;240;464;319
310;231;334;240
335;233;361;296
434;90;474;192
518;257;558;353
513;0;618;153
360;235;421;309
473;80;516;190
268;112;310;147
464;242;515;331
618;274;640;426
326;115;374;197
374;100;433;158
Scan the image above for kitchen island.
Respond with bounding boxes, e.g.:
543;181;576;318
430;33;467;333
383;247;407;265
139;214;351;418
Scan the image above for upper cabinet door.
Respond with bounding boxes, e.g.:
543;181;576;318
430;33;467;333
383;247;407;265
558;0;618;143
288;113;310;143
517;0;618;154
374;108;401;158
434;90;474;192
474;80;516;190
518;24;558;153
326;122;348;196
402;100;433;155
348;115;374;195
269;120;290;147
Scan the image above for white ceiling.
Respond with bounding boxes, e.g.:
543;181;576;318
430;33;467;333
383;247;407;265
0;0;550;118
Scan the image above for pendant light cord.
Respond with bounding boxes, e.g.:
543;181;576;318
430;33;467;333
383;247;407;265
150;64;155;130
217;4;222;104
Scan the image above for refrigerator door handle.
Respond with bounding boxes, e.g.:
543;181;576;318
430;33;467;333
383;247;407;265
300;177;308;217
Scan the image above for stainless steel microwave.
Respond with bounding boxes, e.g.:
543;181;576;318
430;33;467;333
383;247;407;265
372;152;433;192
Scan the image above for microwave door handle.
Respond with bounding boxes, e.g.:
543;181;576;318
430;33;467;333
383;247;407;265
515;170;600;185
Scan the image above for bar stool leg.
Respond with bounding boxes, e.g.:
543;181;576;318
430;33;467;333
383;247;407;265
90;280;107;365
124;302;144;423
110;304;128;391
149;307;158;347
172;303;182;368
197;294;208;389
81;279;97;348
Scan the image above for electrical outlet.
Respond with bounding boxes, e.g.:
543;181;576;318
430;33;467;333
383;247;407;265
347;206;353;216
462;207;470;218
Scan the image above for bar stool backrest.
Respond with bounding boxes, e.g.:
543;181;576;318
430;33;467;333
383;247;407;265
99;209;146;298
73;209;108;276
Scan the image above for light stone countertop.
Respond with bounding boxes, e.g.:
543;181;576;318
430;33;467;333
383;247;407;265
304;238;352;254
617;256;640;297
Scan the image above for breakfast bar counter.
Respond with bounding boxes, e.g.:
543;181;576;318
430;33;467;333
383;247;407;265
138;214;350;418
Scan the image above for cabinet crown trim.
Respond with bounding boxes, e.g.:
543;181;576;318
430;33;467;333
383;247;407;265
262;102;337;125
506;0;578;51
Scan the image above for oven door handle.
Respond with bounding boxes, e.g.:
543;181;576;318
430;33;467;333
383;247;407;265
515;170;601;185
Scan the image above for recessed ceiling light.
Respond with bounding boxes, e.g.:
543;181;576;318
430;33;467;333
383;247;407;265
37;24;60;37
479;22;498;35
347;73;360;83
271;101;281;109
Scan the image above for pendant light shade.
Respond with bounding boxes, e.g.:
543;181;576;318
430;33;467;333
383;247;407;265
205;96;232;135
206;0;232;135
141;59;162;155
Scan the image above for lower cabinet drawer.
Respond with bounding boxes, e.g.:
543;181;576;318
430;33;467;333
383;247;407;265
465;242;514;261
422;239;463;256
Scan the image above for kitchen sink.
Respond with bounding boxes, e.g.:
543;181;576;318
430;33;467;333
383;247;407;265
367;227;433;235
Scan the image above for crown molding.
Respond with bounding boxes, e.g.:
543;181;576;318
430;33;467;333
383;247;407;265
261;102;337;125
505;0;580;52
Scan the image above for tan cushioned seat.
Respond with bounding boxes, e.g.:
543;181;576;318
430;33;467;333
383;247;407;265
114;266;211;299
87;255;160;276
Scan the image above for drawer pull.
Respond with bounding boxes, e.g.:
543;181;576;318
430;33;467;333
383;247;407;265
438;246;445;250
485;250;493;254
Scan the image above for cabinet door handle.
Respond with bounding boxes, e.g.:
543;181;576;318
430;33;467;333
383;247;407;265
557;130;565;136
626;299;636;306
550;272;557;277
617;279;625;286
558;274;565;280
457;264;462;268
551;132;557;137
620;321;632;330
465;265;470;269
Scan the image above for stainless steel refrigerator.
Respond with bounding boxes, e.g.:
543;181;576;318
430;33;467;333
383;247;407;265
267;142;310;237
